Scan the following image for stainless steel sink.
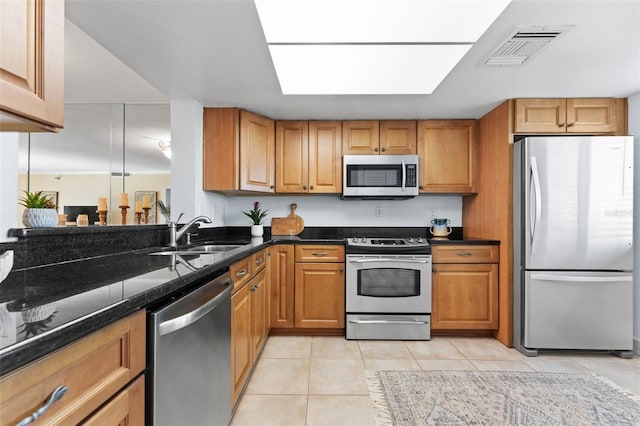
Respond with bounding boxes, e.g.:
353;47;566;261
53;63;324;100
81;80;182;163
149;243;247;256
185;244;245;252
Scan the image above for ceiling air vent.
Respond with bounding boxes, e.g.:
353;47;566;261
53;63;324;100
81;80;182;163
481;25;574;66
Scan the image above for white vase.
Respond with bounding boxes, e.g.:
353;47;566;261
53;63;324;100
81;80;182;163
22;208;58;228
251;224;264;237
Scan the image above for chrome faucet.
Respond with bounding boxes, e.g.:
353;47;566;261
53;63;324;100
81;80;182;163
168;214;212;247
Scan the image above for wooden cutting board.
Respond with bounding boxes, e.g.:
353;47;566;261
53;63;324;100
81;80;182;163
271;204;304;235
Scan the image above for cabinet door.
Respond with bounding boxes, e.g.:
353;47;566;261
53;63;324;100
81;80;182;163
0;0;64;132
309;121;342;193
231;284;252;407
566;98;622;134
240;110;275;192
342;120;380;155
269;245;295;328
380;120;417;155
250;269;269;357
418;120;477;193
294;263;345;328
513;99;566;133
81;376;144;426
0;310;145;426
276;121;308;193
432;263;498;330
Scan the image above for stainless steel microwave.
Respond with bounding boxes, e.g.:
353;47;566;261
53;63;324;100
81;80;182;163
342;154;419;199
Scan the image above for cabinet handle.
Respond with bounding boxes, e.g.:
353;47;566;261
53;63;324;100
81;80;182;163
381;147;386;152
419;185;424;190
236;269;248;277
456;252;473;257
567;122;575;127
255;257;264;264
310;185;314;190
312;251;329;256
374;147;379;152
16;385;68;426
303;185;307;190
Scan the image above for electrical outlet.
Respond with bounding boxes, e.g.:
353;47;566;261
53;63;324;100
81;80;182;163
375;206;383;217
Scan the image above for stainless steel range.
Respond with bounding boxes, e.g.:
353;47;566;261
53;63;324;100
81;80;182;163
345;237;432;340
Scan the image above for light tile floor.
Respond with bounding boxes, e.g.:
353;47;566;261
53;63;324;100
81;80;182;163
230;336;640;426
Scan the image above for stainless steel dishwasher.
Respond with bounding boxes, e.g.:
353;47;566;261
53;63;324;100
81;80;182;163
148;269;232;426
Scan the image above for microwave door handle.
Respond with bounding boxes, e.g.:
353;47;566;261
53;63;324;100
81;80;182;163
401;160;406;191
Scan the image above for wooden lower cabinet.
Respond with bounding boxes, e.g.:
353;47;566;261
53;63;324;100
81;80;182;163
269;245;295;328
81;376;144;426
432;263;499;329
0;310;146;426
294;263;345;328
231;257;269;408
432;245;499;330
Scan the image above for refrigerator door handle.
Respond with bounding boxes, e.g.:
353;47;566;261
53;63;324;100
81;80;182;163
530;156;542;255
530;273;632;282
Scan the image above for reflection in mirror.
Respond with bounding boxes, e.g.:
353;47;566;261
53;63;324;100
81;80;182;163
17;104;170;227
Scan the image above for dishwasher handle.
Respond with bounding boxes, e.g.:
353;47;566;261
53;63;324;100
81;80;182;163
158;276;232;336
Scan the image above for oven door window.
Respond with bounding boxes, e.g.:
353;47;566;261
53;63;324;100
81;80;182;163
357;268;420;297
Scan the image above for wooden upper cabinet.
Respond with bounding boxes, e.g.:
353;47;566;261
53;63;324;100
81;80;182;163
342;120;380;154
275;120;342;194
380;120;417;154
343;120;416;155
276;121;308;193
0;0;64;132
417;120;477;194
308;121;342;193
514;98;627;135
203;108;275;193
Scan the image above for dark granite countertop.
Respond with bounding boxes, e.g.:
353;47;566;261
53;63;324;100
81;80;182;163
429;238;500;245
0;226;498;376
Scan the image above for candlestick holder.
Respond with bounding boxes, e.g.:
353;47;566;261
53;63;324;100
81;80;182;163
97;210;108;226
135;212;142;224
119;205;129;225
142;207;151;224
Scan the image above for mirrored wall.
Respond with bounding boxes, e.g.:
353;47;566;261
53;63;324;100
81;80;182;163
18;104;171;226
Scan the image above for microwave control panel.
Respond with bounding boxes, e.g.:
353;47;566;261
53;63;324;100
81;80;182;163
406;164;417;186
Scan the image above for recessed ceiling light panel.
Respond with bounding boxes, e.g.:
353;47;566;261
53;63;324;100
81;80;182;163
268;44;472;95
255;0;512;43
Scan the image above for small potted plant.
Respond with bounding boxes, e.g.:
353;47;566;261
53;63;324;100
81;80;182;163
243;201;268;237
19;191;58;228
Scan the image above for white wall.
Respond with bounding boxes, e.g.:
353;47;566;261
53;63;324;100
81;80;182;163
629;91;640;355
225;195;461;228
0;133;18;241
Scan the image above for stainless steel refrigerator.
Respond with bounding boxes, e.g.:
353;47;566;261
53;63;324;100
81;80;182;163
513;136;634;357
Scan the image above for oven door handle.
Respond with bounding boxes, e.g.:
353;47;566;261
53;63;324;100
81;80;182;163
348;319;430;325
348;258;430;264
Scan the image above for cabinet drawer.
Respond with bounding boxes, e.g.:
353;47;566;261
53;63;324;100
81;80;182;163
295;245;345;262
81;375;144;425
432;245;499;263
0;310;146;426
231;257;253;293
253;249;267;273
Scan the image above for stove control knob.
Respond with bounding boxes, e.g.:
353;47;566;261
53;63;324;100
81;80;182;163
408;237;414;243
417;237;422;243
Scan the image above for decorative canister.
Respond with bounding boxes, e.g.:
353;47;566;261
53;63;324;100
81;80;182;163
430;218;452;237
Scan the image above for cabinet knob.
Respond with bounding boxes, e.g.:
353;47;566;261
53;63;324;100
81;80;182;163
567;122;575;127
270;185;274;189
419;185;424;190
303;185;307;190
374;147;379;152
310;185;314;190
256;257;264;264
558;123;566;127
381;147;386;152
339;267;344;272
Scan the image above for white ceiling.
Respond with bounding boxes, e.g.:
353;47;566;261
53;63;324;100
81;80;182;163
64;0;640;120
